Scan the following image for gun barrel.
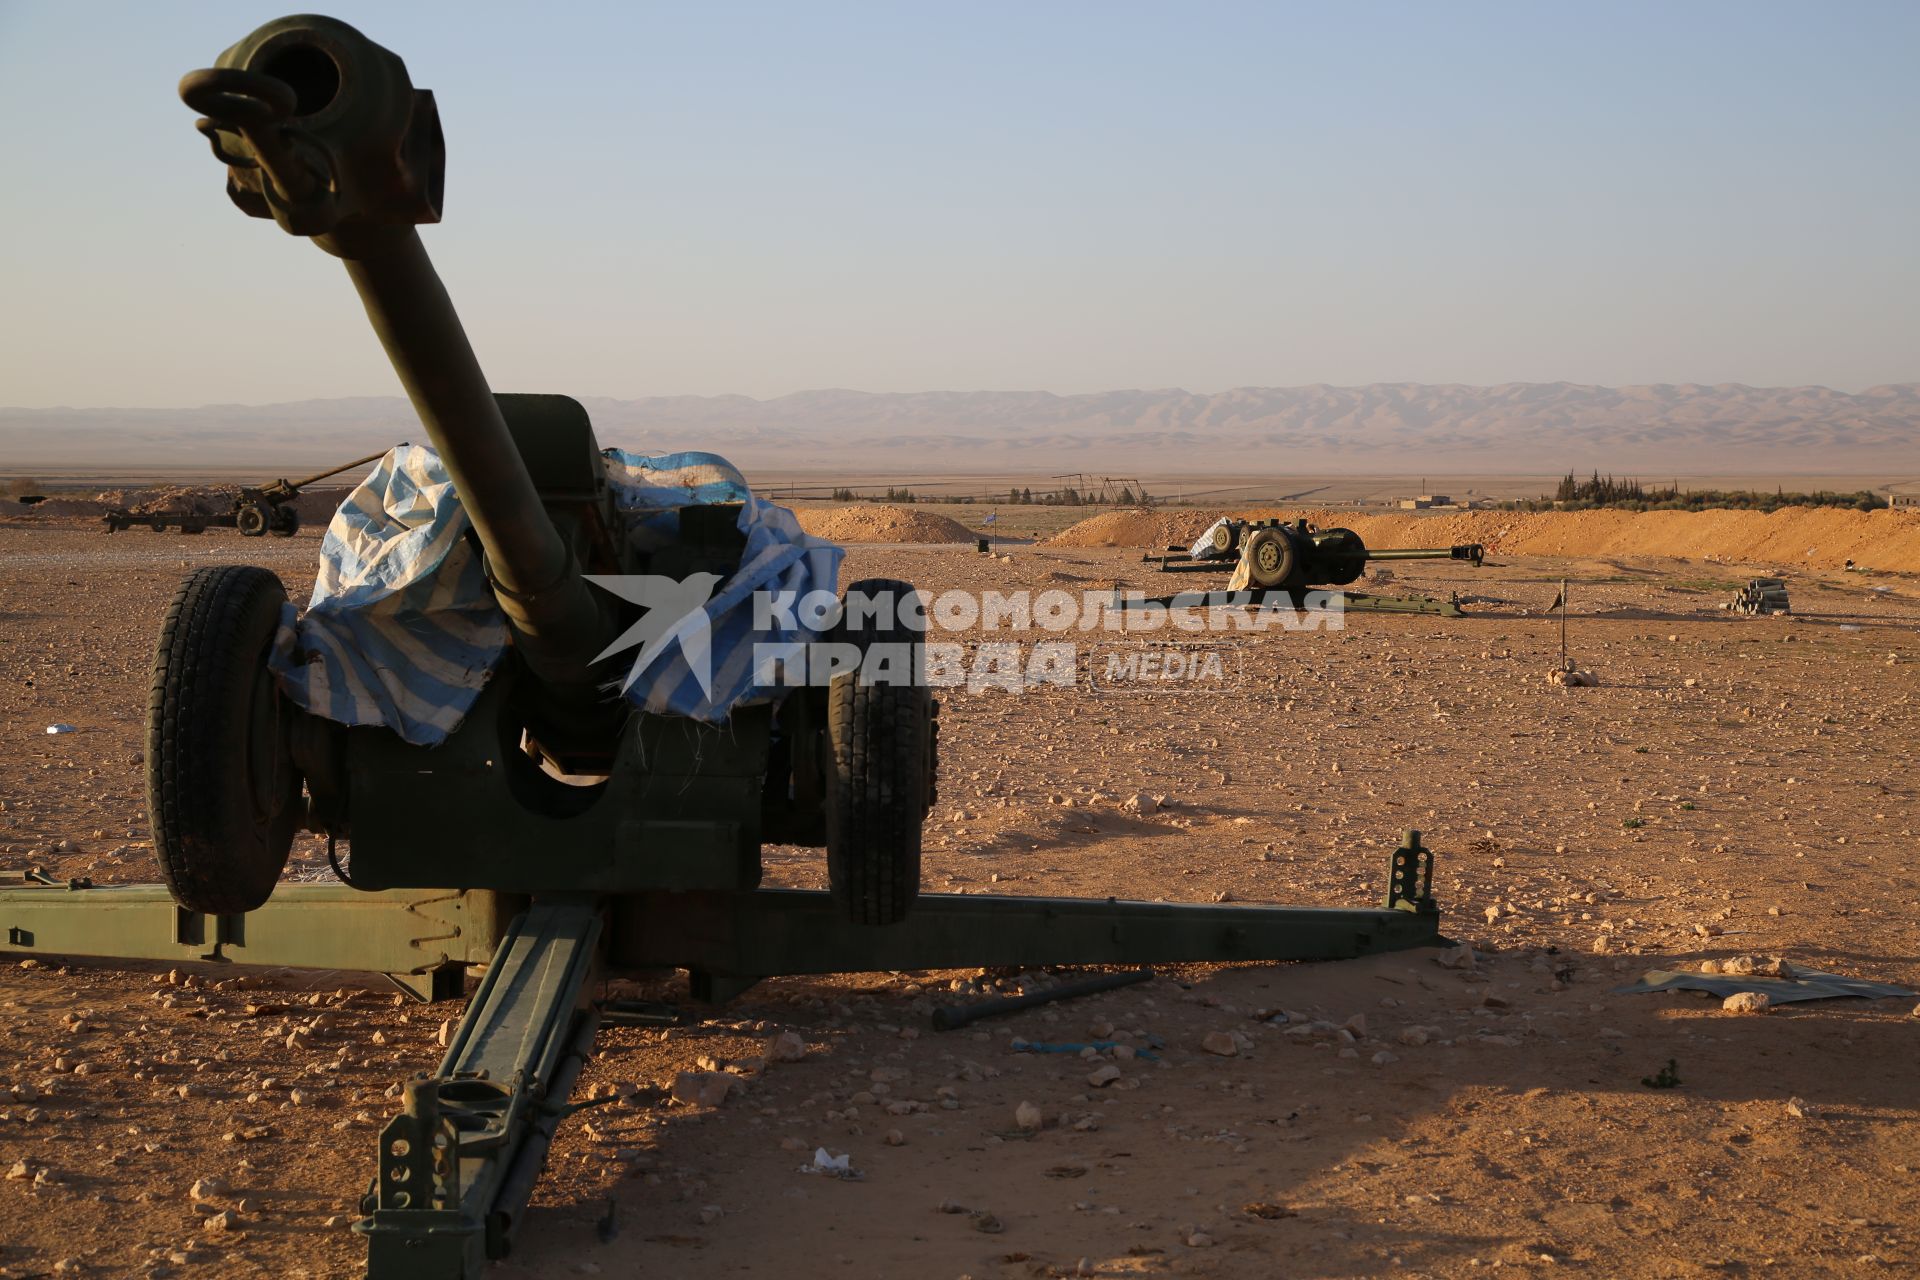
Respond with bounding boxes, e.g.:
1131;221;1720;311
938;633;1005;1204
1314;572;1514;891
1367;544;1484;566
283;450;389;494
181;17;607;695
334;230;604;688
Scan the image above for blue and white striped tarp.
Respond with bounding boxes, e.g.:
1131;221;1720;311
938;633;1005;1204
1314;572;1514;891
598;450;844;721
270;444;843;745
268;444;505;746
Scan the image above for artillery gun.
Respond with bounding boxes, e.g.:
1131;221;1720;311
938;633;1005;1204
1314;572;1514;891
0;17;1445;1277
1134;517;1486;616
101;450;386;536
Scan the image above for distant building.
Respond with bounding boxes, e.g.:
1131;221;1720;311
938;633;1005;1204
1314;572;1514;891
1890;493;1919;509
1397;493;1452;510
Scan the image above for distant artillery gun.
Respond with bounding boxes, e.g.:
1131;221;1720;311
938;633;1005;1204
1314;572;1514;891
1132;517;1486;616
1725;576;1791;616
100;451;385;536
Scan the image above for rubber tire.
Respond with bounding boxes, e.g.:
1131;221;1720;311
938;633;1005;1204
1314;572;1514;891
1244;527;1299;589
825;577;931;927
235;502;269;537
1210;521;1237;556
148;565;301;915
268;506;299;538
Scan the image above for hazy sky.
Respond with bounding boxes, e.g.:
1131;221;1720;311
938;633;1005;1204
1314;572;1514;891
1;1;1915;408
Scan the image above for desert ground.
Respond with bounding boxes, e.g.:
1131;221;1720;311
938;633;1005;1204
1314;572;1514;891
1;501;1918;1279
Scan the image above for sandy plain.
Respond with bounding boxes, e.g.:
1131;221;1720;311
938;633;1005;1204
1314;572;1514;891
0;509;1917;1280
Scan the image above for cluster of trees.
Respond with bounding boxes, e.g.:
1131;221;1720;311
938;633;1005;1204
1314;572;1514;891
1553;472;1649;504
828;486;921;503
1003;486;1144;506
821;483;1149;507
1503;471;1884;513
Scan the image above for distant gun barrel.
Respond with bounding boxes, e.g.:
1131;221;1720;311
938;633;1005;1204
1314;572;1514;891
1366;543;1484;566
179;17;606;696
276;449;390;497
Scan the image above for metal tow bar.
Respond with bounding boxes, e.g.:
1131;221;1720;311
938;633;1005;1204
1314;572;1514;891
357;897;604;1278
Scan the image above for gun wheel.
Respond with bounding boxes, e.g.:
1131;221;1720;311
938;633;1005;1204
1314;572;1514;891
1244;527;1298;589
268;506;300;537
825;577;931;927
148;565;302;915
235;502;270;537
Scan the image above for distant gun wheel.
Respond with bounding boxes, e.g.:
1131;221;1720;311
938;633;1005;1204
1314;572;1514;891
268;505;299;537
147;565;302;915
1210;522;1238;556
825;577;932;927
1243;527;1299;589
235;502;270;537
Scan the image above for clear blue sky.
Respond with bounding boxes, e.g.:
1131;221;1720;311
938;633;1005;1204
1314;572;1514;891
1;1;1914;407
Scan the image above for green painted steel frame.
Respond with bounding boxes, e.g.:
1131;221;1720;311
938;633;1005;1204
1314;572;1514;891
617;885;1444;1000
344;671;773;895
0;875;510;983
0;838;1443;1280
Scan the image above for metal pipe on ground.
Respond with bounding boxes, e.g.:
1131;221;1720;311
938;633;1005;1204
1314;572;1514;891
930;967;1154;1031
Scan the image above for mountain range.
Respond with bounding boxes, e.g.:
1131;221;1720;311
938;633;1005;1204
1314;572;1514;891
2;382;1915;475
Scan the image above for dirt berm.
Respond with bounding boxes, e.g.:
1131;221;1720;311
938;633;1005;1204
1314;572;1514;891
1049;505;1920;573
795;504;977;543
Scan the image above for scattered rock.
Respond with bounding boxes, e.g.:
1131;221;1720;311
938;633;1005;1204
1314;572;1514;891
1722;991;1771;1015
1786;1097;1820;1119
765;1030;808;1063
1087;1064;1122;1088
1199;1031;1238;1057
201;1209;239;1233
671;1071;734;1108
1015;1100;1044;1132
188;1177;228;1202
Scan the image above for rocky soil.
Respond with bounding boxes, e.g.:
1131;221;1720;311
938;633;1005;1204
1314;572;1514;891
1;520;1917;1278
